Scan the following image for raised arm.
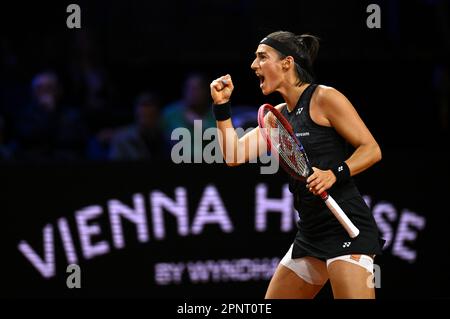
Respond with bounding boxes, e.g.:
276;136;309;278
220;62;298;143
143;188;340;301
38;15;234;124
210;74;267;166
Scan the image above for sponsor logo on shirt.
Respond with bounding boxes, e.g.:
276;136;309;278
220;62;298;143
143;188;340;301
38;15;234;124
295;132;310;137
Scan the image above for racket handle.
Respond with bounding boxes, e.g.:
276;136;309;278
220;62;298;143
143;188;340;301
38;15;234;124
321;192;360;238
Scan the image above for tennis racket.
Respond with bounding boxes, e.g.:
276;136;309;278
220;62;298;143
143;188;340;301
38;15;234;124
257;103;359;238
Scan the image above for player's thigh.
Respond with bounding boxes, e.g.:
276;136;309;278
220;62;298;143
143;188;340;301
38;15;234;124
327;255;375;299
265;264;324;299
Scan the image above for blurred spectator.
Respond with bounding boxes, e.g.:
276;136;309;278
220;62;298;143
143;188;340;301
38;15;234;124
14;71;88;161
161;73;215;159
109;92;165;161
86;127;116;161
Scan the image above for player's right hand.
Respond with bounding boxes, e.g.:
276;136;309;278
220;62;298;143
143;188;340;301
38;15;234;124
210;74;234;104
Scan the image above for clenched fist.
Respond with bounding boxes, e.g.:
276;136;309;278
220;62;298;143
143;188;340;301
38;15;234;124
210;74;234;104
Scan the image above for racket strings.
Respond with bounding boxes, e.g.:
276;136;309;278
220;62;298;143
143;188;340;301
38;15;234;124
265;111;309;177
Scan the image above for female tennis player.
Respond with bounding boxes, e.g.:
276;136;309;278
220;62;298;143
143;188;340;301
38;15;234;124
210;31;384;299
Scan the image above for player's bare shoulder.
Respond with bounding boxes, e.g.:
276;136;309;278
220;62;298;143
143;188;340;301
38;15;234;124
313;85;341;107
312;85;352;114
313;84;360;128
309;85;348;126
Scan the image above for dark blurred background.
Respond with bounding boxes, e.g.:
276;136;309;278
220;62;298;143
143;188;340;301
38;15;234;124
1;0;449;300
1;0;448;162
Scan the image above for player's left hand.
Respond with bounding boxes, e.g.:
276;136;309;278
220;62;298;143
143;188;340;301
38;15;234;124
306;167;336;196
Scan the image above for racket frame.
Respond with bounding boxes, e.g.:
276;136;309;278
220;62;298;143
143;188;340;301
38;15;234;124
257;103;360;238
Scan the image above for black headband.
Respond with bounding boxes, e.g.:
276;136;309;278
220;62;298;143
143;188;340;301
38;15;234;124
259;37;303;64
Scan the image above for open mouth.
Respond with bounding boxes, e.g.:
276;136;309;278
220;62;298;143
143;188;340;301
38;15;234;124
256;74;265;87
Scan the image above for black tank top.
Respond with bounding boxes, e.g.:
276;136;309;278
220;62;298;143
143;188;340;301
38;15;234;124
280;84;360;211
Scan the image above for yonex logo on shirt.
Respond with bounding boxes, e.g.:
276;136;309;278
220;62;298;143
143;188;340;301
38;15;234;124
296;107;304;115
342;242;351;248
295;132;310;137
338;166;343;172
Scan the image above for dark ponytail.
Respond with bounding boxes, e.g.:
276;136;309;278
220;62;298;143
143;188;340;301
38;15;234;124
265;31;320;85
296;34;320;64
